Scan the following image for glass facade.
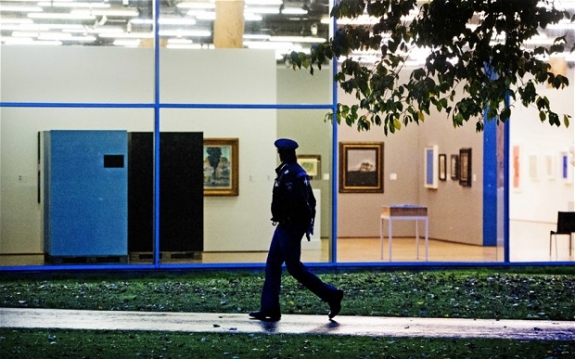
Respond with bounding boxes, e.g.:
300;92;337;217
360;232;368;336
1;1;573;271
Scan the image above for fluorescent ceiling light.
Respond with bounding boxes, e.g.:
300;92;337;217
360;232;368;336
113;39;141;47
28;12;95;20
168;38;194;44
37;2;111;8
0;17;34;24
71;9;139;17
167;43;214;49
1;23;84;31
244;13;263;21
246;0;282;5
243;34;271;40
158;29;211;37
99;32;153;39
64;35;97;42
1;37;35;44
186;10;216;20
12;31;38;38
37;31;73;40
83;26;126;34
269;36;326;44
130;18;198;25
337;15;380;25
177;2;215;10
0;5;43;12
31;40;64;46
244;41;302;51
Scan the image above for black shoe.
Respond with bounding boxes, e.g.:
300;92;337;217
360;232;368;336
328;290;344;319
249;311;281;321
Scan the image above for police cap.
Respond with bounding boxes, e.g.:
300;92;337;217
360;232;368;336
274;138;299;150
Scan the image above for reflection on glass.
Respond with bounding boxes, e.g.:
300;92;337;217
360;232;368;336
0;0;330;58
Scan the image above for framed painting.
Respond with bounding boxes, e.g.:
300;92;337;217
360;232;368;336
529;154;539;181
339;142;384;193
450;154;459;180
459;148;472;187
424;145;438;189
203;138;239;196
545;154;555;180
297;154;321;179
438;154;447;181
512;144;521;191
561;151;573;184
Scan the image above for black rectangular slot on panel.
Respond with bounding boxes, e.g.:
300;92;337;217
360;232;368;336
104;154;124;168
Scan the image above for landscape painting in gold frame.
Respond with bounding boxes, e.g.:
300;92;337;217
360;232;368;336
203;138;239;196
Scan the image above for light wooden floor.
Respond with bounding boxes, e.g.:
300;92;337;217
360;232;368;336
2;236;573;266
200;237;501;264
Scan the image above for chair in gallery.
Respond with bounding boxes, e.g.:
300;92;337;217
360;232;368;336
549;211;575;258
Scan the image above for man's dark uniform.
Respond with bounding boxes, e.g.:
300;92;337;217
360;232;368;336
249;138;344;321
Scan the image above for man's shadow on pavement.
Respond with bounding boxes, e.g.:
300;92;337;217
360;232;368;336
255;319;341;334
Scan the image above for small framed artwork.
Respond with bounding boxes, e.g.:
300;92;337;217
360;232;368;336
297;155;321;179
339;142;384;193
438;154;447;181
545;154;555;180
512;144;521;191
450;154;459;180
561;151;573;184
459;148;472;187
424;145;438;189
529;154;539;181
203;138;239;196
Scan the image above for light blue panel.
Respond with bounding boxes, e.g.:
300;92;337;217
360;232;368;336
44;130;128;257
426;149;434;185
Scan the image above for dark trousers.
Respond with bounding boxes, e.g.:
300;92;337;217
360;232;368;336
259;222;339;314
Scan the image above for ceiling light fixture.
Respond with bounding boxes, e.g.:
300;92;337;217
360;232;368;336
177;2;215;10
0;5;43;12
28;12;95;20
37;2;111;9
71;9;139;17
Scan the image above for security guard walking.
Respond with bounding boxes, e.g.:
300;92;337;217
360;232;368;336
249;138;344;321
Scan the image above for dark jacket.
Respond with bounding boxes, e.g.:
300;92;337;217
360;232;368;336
271;161;316;226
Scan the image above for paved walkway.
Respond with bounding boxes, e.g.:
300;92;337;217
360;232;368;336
1;308;574;341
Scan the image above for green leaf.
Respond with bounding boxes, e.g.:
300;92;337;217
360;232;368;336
539;111;546;122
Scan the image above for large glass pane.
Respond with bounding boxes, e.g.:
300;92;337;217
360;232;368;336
335;73;503;264
158;108;333;265
158;0;332;105
0;107;154;267
0;44;154;104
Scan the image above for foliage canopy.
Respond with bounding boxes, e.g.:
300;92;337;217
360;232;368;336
292;0;574;134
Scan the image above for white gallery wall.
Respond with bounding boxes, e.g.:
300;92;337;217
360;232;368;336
0;47;278;253
509;67;575;260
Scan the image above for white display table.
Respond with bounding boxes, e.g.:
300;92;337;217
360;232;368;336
380;205;428;261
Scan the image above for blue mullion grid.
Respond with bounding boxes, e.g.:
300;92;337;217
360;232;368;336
504;93;511;263
154;0;161;267
0;7;570;273
331;28;340;266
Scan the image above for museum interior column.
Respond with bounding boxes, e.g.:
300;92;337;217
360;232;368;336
214;0;245;48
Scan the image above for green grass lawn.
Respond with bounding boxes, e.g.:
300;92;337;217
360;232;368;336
1;267;574;358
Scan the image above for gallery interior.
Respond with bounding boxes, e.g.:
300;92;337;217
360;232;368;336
0;0;574;271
